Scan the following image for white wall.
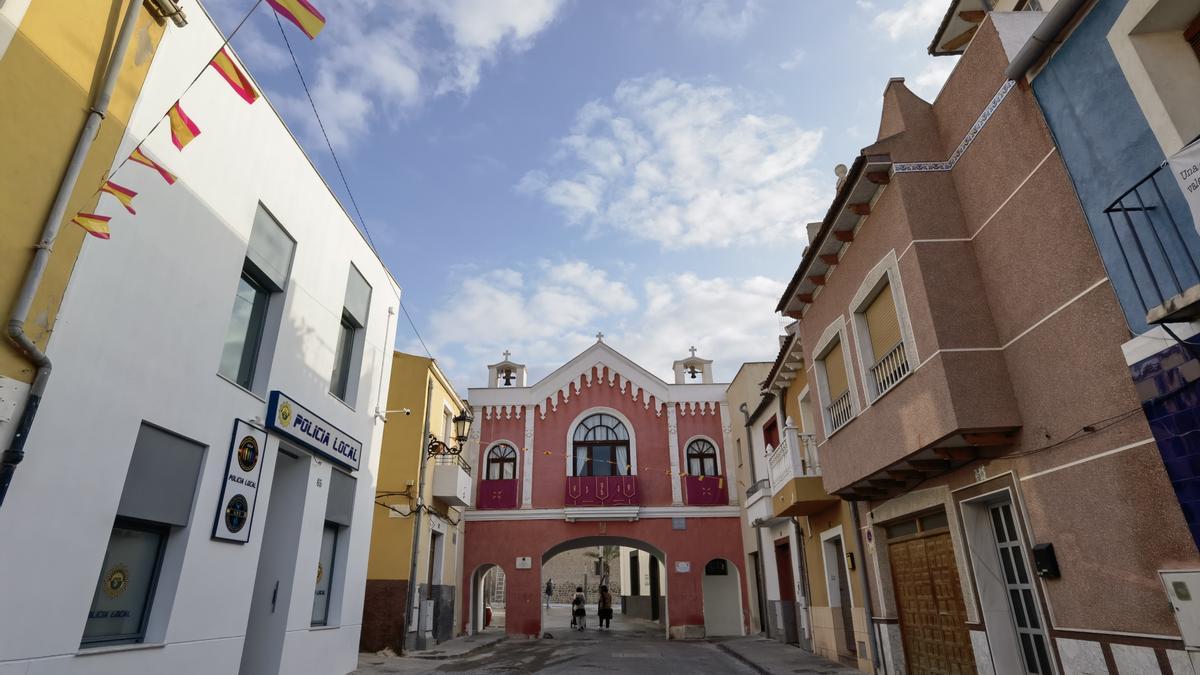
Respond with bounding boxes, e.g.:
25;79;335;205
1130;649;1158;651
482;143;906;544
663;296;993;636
0;1;400;672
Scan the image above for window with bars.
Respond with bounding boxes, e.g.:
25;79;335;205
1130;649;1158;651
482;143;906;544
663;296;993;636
685;439;718;476
862;282;909;398
486;444;518;480
821;339;854;432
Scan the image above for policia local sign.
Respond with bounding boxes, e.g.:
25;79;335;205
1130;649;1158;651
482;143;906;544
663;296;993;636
213;420;267;543
267;391;362;471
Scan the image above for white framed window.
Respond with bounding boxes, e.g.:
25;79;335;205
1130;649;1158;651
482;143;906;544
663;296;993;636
812;318;857;435
564;408;638;477
849;252;918;402
684;437;720;476
82;519;168;646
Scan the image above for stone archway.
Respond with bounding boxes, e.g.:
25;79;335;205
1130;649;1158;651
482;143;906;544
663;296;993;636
541;535;669;639
469;563;505;635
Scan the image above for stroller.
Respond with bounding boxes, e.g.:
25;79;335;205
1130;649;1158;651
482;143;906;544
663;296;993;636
570;587;586;630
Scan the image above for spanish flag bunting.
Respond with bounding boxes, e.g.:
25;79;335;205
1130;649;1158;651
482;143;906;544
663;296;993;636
129;147;176;185
100;180;137;214
71;213;111;240
210;48;258;104
267;0;326;39
167;102;201;150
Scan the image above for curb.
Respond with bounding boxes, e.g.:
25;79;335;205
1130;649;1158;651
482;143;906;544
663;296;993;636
715;641;771;675
406;636;508;661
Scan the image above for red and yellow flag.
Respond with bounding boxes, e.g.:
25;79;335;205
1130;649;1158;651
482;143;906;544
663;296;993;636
210;48;258;104
167;102;201;150
100;180;137;214
129;147;176;185
71;213;111;240
267;0;326;39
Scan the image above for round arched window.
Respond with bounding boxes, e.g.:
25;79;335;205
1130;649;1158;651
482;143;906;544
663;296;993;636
686;439;718;477
485;443;517;480
572;413;630;477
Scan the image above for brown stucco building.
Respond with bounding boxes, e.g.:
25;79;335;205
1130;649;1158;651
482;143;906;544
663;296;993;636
765;13;1199;675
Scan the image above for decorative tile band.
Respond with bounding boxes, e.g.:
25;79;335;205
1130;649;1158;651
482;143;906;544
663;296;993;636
893;79;1016;174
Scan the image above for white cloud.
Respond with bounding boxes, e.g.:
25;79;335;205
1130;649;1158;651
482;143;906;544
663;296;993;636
645;0;760;40
239;0;564;148
420;260;785;388
778;48;806;71
872;0;946;41
519;77;827;248
909;57;958;100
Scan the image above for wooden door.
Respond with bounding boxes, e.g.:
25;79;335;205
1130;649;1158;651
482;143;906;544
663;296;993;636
889;533;976;675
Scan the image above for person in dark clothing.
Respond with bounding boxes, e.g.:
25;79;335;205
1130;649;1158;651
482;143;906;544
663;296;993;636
598;584;613;629
571;586;586;630
545;579;553;609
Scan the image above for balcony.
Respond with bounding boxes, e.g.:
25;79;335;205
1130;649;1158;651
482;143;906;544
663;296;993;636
769;427;839;517
431;453;472;507
745;480;777;528
1104;160;1200;326
683;475;728;506
870;341;910;398
826;390;853;432
564;475;639;507
476;478;519;510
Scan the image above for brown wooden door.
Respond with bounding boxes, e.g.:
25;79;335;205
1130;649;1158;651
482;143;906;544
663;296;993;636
889;533;976;675
774;540;795;601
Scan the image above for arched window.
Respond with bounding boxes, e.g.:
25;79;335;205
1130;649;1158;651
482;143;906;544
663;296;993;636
572;413;630;477
686;439;718;477
485;444;517;480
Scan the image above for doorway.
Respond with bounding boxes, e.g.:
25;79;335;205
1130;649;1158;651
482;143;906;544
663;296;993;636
702;558;745;636
820;528;857;660
470;564;505;634
239;449;309;675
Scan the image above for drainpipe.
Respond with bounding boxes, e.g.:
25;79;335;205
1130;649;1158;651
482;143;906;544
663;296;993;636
0;0;144;510
739;402;769;636
850;502;884;674
401;379;434;655
1003;0;1089;81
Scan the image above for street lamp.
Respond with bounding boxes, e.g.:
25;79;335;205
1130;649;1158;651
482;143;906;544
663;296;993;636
427;410;473;456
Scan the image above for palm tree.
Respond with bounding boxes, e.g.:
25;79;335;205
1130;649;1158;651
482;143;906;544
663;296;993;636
584;545;620;588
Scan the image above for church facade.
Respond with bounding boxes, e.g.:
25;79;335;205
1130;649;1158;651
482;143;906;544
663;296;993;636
460;339;749;639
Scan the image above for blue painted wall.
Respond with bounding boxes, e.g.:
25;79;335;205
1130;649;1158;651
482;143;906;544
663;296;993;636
1032;0;1200;334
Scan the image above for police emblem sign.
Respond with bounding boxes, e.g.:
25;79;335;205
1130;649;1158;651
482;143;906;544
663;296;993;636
212;419;267;543
267;391;362;471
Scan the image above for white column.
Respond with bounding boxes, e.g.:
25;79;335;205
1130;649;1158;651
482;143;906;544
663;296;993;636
667;405;682;505
719;402;737;505
522;404;534;508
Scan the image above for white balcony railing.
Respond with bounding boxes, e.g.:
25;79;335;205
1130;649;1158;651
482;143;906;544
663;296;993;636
769;420;820;496
870;341;910;397
826;390;853;431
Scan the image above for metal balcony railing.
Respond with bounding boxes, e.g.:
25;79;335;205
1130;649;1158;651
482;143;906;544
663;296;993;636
745;478;770;500
1104;157;1200;325
433;451;472;475
870;341;910;397
826;390;853;431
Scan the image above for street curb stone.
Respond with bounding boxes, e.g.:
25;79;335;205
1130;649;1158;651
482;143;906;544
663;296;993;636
715;641;771;675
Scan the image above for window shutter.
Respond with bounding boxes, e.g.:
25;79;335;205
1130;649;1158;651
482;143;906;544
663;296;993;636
864;283;902;363
245;205;295;290
325;469;356;527
824;340;848;399
117;424;205;527
343;264;372;327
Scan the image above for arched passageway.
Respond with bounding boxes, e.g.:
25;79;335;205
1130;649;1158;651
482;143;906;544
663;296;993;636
469;563;506;634
702;558;745;637
541;536;669;639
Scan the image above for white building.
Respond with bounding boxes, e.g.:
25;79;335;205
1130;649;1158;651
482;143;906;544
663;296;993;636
0;4;400;674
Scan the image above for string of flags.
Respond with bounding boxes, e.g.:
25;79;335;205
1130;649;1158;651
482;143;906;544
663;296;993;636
71;0;325;239
519;446;726;489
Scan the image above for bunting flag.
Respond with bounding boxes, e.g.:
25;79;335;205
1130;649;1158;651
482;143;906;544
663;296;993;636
210;48;258;104
71;213;111;240
129;147;176;185
167;102;201;150
99;180;137;214
267;0;326;39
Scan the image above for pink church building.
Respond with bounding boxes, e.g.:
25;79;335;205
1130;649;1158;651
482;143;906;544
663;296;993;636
461;339;748;639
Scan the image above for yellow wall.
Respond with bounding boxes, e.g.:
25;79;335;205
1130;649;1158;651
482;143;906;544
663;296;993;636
367;352;466;583
0;1;164;382
783;367;807;432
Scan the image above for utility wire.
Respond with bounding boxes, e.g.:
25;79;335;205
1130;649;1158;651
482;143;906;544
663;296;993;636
273;9;378;251
399;301;434;360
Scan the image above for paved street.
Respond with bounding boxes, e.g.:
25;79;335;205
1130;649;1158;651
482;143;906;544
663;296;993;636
355;607;855;674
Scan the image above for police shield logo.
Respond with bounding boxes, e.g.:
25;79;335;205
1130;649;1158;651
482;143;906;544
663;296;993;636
237;435;259;472
225;494;249;533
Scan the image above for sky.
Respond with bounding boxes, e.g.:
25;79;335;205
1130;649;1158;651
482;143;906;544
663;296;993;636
208;0;958;390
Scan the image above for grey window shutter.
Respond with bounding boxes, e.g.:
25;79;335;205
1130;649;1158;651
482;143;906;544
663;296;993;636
343;264;372;327
117;424;205;527
325;469;356;527
245;205;295;290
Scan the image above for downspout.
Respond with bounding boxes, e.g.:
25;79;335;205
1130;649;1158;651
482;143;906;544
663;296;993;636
739;402;769;636
850;502;884;673
0;0;144;510
401;379;434;655
1003;0;1090;81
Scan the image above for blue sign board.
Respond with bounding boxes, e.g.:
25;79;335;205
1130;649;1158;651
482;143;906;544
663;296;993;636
267;391;362;471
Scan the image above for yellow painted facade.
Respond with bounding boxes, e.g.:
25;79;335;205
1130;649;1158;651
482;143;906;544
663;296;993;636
366;351;467;584
0;0;164;382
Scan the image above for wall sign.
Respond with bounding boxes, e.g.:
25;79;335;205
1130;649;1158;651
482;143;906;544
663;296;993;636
267;391;362;471
675;561;691;573
515;556;532;569
212;419;267;543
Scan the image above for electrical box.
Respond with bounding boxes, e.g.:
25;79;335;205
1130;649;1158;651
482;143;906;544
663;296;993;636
1163;571;1200;649
1032;543;1060;578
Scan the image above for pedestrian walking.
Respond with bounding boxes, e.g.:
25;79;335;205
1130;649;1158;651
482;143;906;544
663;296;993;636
598;584;613;630
545;579;553;609
571;586;586;630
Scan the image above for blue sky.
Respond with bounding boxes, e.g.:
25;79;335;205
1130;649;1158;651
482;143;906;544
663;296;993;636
210;0;955;389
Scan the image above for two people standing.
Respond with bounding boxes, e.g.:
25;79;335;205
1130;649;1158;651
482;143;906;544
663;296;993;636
569;585;613;630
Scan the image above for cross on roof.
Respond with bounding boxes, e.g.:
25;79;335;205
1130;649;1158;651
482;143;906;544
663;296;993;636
689;346;697;357
502;349;511;360
596;331;604;341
